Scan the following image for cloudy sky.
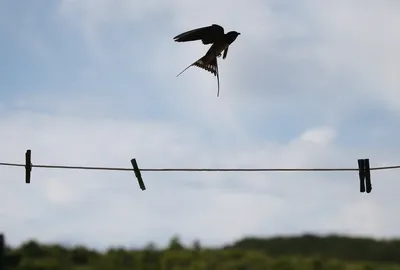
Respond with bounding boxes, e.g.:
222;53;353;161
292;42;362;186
1;0;400;250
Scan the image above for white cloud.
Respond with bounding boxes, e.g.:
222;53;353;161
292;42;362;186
300;126;336;145
306;0;400;109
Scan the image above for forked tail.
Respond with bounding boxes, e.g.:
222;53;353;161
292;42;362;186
176;55;220;97
176;55;205;77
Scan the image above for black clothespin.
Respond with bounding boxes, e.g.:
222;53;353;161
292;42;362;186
358;158;372;193
25;150;32;184
131;158;146;191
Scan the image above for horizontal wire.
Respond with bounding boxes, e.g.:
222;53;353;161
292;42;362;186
1;162;400;172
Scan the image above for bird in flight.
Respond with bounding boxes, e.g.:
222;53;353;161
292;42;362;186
174;24;240;97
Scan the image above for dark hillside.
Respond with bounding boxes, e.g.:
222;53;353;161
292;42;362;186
2;233;400;270
226;234;400;264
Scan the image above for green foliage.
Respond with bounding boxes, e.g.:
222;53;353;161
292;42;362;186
2;234;400;270
228;234;400;264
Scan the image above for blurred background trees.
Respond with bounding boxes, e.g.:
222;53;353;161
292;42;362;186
1;233;400;270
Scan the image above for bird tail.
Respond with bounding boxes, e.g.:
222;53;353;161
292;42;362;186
176;55;220;97
176;55;204;77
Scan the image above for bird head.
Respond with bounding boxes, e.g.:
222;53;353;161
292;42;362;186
226;31;240;43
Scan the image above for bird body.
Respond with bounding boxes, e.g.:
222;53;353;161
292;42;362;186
174;24;240;97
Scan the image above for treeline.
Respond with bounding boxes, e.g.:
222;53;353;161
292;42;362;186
226;234;400;264
1;234;400;270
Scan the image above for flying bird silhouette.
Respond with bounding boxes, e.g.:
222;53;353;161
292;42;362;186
174;24;240;97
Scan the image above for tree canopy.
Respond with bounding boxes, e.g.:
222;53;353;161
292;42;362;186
2;234;400;270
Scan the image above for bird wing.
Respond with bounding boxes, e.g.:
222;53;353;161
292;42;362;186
222;46;229;59
173;24;225;45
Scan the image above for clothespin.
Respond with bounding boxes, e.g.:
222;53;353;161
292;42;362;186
358;159;372;193
130;158;146;191
25;150;32;184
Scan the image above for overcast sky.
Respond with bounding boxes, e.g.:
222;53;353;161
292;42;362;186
1;0;400;250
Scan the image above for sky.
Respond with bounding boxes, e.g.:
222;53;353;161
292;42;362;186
1;0;400;250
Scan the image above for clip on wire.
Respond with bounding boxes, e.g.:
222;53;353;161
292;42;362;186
25;150;32;184
358;159;372;193
131;158;146;191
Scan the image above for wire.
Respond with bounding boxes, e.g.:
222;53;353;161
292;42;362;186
1;162;400;172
